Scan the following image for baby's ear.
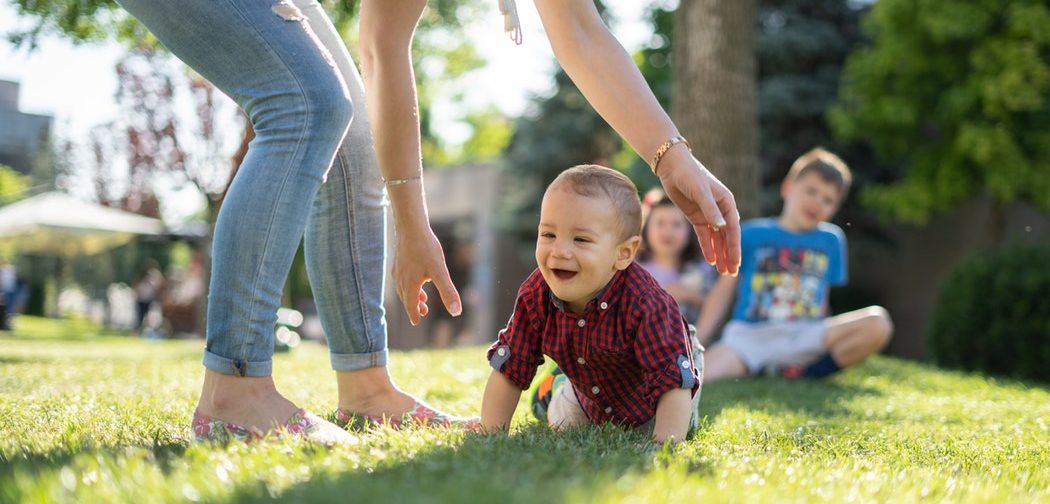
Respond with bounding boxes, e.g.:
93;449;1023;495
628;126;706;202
615;235;642;270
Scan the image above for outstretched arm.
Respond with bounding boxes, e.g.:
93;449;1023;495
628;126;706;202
534;0;740;275
359;0;462;324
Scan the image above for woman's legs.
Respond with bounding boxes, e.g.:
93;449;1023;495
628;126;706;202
293;0;426;417
116;0;354;431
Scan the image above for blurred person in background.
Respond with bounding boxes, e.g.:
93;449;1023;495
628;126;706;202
0;259;15;331
639;193;719;325
133;260;165;333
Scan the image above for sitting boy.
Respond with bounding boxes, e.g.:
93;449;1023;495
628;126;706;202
480;165;702;443
697;148;893;381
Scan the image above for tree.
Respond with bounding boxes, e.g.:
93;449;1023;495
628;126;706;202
829;0;1050;225
502;68;623;242
0;164;30;205
756;0;869;210
672;0;760;219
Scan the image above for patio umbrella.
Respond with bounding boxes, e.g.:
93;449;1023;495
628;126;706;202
0;192;165;256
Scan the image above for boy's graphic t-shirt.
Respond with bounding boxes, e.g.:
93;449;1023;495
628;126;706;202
732;218;847;323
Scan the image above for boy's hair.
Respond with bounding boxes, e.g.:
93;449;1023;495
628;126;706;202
786;147;852;196
546;164;642;240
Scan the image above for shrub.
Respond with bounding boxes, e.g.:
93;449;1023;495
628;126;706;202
928;244;1050;382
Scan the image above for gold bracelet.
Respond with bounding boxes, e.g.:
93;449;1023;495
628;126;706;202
649;135;691;176
383;175;422;187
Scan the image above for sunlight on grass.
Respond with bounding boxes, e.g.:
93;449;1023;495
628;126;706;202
2;316;1048;503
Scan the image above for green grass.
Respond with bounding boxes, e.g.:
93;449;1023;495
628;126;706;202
2;316;1048;503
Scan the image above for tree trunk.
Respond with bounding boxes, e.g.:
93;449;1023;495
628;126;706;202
672;0;760;219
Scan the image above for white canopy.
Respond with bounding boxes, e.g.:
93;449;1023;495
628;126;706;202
0;192;165;255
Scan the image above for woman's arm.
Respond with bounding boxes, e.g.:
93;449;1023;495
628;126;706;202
534;0;740;275
359;0;461;324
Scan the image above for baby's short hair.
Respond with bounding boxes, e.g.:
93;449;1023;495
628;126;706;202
786;147;852;196
546;164;642;240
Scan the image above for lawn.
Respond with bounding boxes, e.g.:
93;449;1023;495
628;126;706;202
1;316;1048;503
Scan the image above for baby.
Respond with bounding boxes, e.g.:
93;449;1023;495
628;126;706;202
480;165;703;442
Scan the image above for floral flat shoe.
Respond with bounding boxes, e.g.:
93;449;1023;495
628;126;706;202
192;408;357;445
333;401;480;431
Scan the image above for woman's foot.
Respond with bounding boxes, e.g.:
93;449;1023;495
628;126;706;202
334;367;479;430
193;408;356;444
333;399;480;430
194;368;355;443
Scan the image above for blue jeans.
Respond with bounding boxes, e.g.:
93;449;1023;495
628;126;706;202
117;0;389;376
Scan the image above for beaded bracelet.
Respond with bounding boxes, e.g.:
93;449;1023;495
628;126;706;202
649;135;691;176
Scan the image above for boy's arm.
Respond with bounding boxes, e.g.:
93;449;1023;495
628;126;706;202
652;388;693;443
480;370;523;432
694;275;738;345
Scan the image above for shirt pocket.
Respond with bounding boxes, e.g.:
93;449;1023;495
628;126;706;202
589;341;633;369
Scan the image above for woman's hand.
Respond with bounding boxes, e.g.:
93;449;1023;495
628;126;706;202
392;220;462;326
534;0;740;276
657;150;740;276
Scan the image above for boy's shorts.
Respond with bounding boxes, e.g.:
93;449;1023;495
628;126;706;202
547;336;705;435
716;320;827;374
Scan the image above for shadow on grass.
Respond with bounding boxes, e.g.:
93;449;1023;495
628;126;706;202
0;441;190;481
698;375;883;421
226;425;714;504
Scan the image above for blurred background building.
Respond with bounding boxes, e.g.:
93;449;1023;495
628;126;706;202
0;80;52;175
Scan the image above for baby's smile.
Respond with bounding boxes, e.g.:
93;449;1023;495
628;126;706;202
550;268;579;281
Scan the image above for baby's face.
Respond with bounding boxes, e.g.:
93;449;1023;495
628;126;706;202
536;185;637;312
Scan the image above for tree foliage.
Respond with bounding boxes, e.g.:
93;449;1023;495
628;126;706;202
830;0;1050;223
928;243;1050;383
0;164;30;205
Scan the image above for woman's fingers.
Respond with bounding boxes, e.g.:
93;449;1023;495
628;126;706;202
431;262;463;317
397;265;461;327
693;174;727;232
695;224;717;266
713;183;741;275
401;280;423;326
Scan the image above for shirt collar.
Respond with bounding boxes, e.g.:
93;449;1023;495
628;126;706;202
548;267;628;316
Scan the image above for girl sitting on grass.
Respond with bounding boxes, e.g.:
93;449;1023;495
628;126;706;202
638;193;719;325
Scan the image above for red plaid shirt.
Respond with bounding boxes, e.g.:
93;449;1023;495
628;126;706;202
487;262;699;426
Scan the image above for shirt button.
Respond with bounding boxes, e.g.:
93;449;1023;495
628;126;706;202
577;357;586;365
591;386;600;395
497;348;507;356
600;302;608;310
604;407;612;414
577;319;586;328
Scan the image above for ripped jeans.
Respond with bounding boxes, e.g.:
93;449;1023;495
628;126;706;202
116;0;390;376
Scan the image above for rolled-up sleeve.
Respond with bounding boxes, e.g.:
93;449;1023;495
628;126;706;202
486;278;545;390
634;298;699;404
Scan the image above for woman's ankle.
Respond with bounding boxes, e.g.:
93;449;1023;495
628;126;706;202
335;367;415;414
196;368;288;416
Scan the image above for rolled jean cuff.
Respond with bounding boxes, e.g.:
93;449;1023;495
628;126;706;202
330;348;388;371
202;349;273;377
